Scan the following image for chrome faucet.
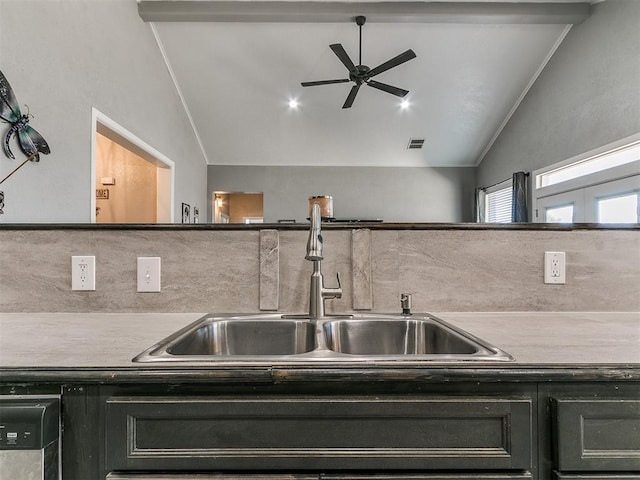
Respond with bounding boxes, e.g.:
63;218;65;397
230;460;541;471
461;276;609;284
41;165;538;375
306;203;342;318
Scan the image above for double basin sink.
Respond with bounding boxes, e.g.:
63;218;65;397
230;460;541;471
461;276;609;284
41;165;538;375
133;313;513;363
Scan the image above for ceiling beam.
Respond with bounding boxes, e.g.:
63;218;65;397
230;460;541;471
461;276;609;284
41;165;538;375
138;1;591;24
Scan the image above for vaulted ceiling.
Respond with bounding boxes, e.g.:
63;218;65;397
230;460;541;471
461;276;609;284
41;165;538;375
138;1;592;167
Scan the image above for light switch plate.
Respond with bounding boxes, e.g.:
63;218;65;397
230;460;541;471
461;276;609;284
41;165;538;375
137;257;161;292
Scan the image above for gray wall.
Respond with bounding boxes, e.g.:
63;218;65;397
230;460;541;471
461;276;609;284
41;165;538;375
477;0;640;187
0;0;206;222
208;165;477;223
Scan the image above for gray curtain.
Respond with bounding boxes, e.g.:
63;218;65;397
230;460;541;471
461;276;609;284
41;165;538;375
511;171;529;222
475;187;486;222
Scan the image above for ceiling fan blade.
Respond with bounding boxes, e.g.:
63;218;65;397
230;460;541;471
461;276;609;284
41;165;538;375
301;79;350;87
366;49;417;78
330;43;357;72
342;84;360;109
366;79;409;98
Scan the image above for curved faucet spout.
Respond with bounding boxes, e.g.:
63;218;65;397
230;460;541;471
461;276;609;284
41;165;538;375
305;203;323;261
305;202;341;317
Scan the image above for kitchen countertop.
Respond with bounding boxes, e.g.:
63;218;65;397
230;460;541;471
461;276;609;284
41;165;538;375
0;312;638;383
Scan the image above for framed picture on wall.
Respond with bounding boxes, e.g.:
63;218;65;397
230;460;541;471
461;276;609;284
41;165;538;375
182;203;190;224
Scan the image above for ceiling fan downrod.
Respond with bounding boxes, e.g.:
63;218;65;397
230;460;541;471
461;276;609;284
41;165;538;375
356;15;366;66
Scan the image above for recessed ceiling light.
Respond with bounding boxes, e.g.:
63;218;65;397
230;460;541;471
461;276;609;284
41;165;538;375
400;99;411;110
288;99;299;109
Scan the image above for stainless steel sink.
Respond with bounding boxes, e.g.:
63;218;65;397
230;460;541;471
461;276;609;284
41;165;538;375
323;319;479;355
168;319;316;356
133;313;513;363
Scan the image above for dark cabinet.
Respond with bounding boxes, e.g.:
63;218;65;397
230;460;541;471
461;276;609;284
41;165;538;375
105;396;533;472
5;378;639;480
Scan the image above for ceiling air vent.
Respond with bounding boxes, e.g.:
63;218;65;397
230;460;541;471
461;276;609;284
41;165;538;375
407;138;425;150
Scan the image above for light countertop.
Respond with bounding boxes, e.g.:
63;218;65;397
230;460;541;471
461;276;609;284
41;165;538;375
0;312;638;382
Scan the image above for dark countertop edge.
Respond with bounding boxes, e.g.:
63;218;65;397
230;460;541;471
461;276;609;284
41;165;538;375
1;365;639;384
0;222;638;231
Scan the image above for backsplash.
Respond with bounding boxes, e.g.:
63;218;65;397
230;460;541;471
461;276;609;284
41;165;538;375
1;227;638;312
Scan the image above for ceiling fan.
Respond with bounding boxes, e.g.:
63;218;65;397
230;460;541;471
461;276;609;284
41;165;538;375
301;16;417;109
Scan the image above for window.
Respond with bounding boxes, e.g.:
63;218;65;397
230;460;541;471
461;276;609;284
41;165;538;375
597;192;638;223
545;204;574;223
537;141;640;188
485;182;512;223
533;135;640;223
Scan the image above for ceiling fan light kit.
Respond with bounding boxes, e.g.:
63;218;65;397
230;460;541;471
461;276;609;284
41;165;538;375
301;15;416;109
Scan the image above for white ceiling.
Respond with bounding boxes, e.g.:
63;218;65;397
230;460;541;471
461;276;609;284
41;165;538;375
144;1;589;168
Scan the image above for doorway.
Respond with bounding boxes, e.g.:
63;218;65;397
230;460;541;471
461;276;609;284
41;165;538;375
91;108;174;223
212;192;263;223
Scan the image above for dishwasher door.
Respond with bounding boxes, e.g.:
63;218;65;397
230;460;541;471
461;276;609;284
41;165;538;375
0;396;60;480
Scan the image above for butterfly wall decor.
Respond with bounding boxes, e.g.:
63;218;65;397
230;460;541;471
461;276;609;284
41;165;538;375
0;69;50;162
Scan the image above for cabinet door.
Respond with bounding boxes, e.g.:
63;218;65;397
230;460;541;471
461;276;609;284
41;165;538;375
105;396;532;471
554;475;640;479
553;399;640;471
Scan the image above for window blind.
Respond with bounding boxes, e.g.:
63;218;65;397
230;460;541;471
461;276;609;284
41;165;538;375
486;185;513;223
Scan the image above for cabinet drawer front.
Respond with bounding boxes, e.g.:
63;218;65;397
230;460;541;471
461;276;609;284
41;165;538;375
106;475;317;480
554;399;640;471
105;397;532;471
106;475;533;480
323;475;533;480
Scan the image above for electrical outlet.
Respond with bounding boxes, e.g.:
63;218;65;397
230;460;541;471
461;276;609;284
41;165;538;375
72;256;96;291
544;251;566;284
137;257;161;292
